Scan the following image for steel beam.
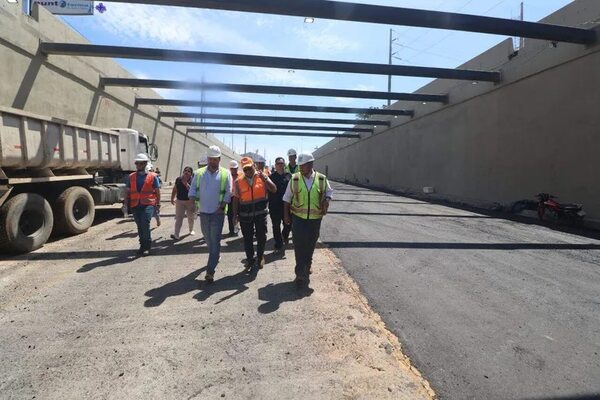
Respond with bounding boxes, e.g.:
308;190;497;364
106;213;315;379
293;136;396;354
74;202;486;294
136;98;413;116
41;43;501;82
187;129;360;138
178;122;371;132
163;113;390;126
107;0;597;45
100;77;448;103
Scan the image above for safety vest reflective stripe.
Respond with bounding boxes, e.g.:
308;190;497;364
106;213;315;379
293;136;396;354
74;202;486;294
195;167;229;212
290;171;327;220
129;172;157;207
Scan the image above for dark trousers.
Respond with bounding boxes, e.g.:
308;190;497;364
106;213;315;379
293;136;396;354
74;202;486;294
227;205;235;234
240;214;268;263
132;205;154;250
291;215;322;280
270;209;291;248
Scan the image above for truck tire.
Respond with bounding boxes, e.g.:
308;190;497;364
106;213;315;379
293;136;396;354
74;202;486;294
54;187;96;235
0;193;54;253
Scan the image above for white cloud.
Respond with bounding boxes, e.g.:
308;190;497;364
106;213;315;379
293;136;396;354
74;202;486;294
98;3;267;54
293;22;360;54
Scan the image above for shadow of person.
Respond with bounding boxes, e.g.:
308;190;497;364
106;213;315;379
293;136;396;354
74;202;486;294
257;281;314;314
105;230;139;241
77;252;137;273
193;270;257;305
264;250;286;265
144;267;207;307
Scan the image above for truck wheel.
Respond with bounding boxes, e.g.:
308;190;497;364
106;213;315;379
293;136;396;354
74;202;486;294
0;193;54;253
54;187;95;235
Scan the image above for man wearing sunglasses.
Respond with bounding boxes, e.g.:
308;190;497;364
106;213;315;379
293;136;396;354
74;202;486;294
125;153;161;257
232;157;277;272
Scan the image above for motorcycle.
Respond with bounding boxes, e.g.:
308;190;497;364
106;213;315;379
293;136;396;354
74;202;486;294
536;193;585;223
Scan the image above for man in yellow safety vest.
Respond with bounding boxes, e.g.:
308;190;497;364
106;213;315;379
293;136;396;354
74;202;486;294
283;153;333;287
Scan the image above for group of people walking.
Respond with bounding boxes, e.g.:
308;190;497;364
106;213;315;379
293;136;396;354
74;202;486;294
125;146;332;287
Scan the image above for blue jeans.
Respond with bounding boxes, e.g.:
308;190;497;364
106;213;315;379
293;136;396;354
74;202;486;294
200;212;225;273
132;205;155;250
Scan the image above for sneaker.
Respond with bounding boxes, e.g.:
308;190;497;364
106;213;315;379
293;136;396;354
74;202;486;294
170;234;180;241
205;273;214;283
244;259;254;272
189;230;195;236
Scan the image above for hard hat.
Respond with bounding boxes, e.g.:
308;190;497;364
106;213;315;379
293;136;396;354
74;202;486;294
207;145;221;158
287;149;297;157
229;160;239;169
134;153;150;162
255;155;266;163
199;155;208;165
297;153;315;166
240;157;254;169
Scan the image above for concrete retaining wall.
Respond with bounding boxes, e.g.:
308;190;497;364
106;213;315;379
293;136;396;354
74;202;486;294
0;3;236;181
314;0;600;223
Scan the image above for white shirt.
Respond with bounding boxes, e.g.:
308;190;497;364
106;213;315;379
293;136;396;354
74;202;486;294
283;170;333;203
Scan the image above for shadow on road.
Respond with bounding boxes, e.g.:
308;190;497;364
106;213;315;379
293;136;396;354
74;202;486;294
257;281;313;314
193;270;257;304
144;267;207;307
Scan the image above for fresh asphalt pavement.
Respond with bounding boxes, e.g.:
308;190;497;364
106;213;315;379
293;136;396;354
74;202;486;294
320;182;600;400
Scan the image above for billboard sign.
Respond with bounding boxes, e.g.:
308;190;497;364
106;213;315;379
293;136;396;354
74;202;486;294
31;1;94;15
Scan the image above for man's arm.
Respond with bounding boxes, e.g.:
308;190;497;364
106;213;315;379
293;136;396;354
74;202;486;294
260;172;277;193
283;180;293;225
171;185;177;205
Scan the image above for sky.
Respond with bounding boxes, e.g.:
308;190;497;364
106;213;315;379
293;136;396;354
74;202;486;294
59;0;574;165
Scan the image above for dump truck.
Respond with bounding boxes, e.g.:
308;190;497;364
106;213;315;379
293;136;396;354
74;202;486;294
0;106;158;253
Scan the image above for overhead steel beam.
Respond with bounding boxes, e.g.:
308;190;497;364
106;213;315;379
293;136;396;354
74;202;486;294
163;113;390;126
107;0;597;45
100;77;448;103
188;129;360;138
41;43;501;82
137;98;413;116
179;122;371;132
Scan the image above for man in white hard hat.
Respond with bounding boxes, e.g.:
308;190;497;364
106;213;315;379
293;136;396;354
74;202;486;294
255;154;270;176
125;153;161;256
198;155;208;169
285;149;298;175
188;146;232;284
283;152;333;287
227;160;240;236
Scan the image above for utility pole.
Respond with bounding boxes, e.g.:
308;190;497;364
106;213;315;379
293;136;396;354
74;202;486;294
244;135;247;154
520;2;525;50
387;28;392;107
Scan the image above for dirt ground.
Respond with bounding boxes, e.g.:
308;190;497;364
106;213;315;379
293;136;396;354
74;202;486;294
0;201;434;400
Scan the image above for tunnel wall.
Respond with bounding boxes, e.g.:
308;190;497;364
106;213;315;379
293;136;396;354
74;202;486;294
314;0;600;223
0;3;236;182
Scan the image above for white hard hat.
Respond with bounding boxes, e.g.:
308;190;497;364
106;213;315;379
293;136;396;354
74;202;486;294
207;145;222;158
229;160;239;169
255;155;266;163
297;153;315;166
199;155;208;165
134;153;150;162
287;149;297;157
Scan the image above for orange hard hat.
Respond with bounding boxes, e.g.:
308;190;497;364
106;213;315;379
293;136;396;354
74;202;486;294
240;157;254;169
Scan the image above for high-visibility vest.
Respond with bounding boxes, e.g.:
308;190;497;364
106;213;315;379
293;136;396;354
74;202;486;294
285;163;298;175
195;166;229;212
129;172;158;208
290;171;328;220
234;174;269;218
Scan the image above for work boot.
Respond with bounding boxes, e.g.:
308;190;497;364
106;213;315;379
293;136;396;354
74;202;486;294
255;257;265;270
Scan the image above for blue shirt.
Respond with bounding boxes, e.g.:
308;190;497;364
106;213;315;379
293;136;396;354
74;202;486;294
188;167;232;214
126;172;161;191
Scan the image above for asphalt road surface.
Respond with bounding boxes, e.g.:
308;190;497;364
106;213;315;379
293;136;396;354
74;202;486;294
321;182;600;400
